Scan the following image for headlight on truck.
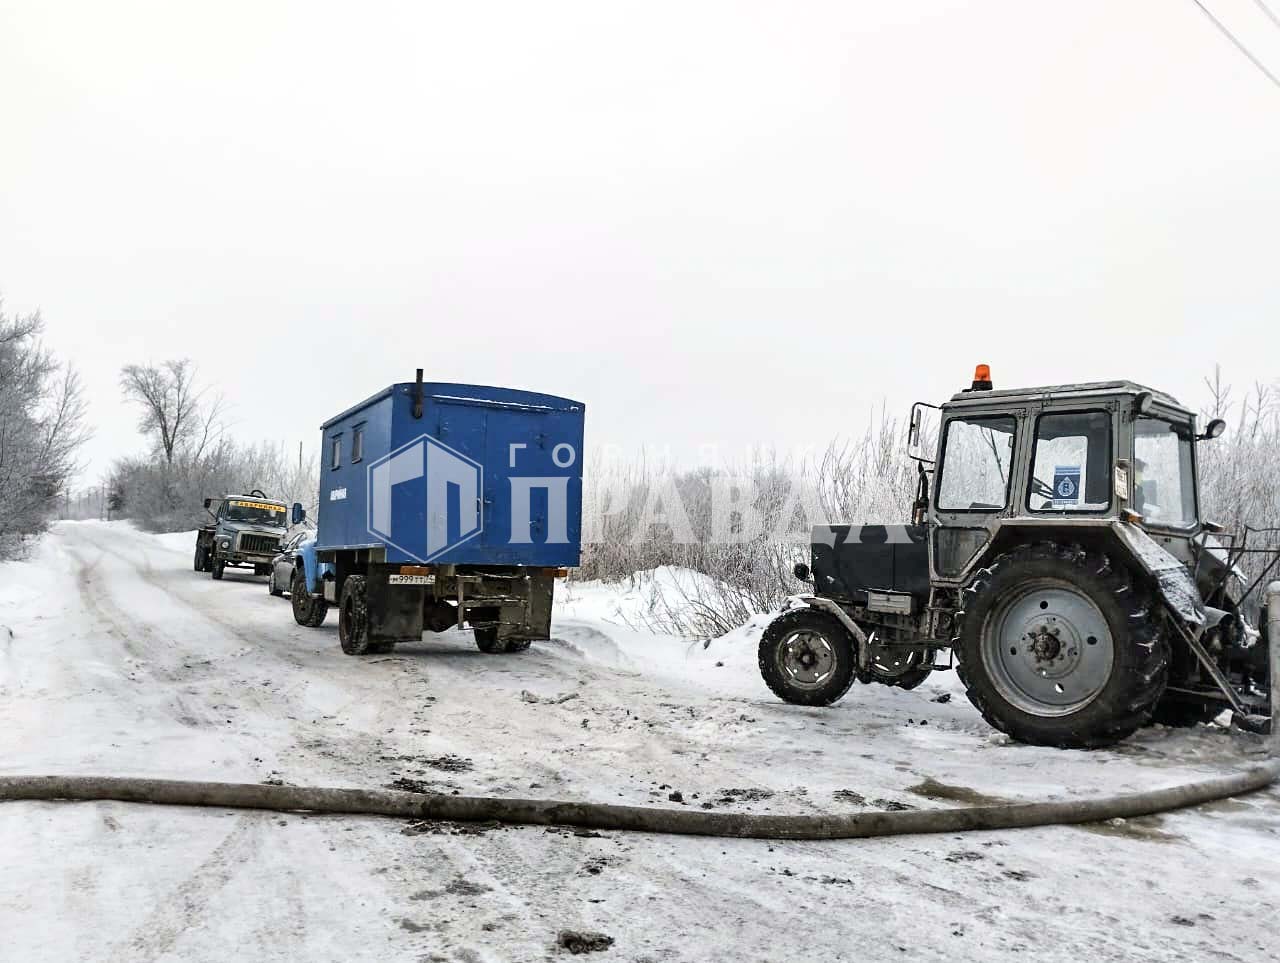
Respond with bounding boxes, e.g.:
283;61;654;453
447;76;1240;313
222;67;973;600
219;538;231;550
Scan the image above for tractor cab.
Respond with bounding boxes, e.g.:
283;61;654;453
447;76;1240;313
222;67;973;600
919;374;1211;588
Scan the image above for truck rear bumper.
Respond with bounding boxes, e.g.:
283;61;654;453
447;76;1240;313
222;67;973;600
333;564;557;644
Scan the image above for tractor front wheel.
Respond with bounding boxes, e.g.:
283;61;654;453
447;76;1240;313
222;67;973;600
956;544;1168;749
758;608;858;707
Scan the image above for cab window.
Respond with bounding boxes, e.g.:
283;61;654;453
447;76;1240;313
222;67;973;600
1028;411;1111;512
937;416;1017;511
1134;417;1196;527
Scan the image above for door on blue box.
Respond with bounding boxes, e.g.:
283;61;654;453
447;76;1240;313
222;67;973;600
482;408;580;563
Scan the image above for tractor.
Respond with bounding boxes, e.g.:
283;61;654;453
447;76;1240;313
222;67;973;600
759;367;1276;748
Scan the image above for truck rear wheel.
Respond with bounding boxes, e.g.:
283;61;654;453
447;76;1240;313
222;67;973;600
193;544;207;572
956;544;1168;749
758;608;858;706
474;626;532;654
291;571;328;627
339;576;375;655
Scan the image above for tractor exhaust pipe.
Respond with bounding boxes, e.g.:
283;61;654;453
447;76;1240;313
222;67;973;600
1268;582;1280;743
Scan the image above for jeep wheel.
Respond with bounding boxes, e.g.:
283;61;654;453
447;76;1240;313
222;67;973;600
758;608;858;706
956;544;1168;749
338;575;374;655
291;570;328;627
211;558;225;580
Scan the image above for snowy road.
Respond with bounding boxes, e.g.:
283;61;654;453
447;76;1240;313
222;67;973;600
1;521;1278;962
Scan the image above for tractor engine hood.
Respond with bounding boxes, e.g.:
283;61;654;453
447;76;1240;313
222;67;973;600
1111;522;1205;628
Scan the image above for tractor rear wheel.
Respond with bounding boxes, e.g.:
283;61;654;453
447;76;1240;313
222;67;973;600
956;543;1168;749
193;544;207;572
758;608;858;707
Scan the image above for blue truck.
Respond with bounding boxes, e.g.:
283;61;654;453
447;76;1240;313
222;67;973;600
289;372;585;656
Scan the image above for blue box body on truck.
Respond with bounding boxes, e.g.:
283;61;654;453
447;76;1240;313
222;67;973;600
294;375;586;656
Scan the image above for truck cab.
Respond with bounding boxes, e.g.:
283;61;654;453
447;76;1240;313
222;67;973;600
194;490;289;581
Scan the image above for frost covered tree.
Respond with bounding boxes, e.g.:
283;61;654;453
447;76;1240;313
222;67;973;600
113;359;317;532
0;302;90;558
119;359;216;465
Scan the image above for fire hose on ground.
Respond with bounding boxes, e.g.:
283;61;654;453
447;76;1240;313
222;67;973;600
0;763;1277;840
2;586;1276;842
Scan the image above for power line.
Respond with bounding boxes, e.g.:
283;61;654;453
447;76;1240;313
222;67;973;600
1252;0;1280;32
1190;0;1280;92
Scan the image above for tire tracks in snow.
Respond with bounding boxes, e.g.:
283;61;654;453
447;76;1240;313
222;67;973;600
104;814;262;962
60;524;435;786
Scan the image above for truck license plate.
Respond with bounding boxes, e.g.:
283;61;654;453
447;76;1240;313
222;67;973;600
389;574;435;585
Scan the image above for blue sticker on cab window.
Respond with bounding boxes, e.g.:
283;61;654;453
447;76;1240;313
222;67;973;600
1053;465;1082;506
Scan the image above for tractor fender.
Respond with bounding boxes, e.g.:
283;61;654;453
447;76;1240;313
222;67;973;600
778;595;872;665
1110;522;1206;628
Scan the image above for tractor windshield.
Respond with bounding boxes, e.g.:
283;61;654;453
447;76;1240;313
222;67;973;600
937;416;1016;511
1134;417;1197;528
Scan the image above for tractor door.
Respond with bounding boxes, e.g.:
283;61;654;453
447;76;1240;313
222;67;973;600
929;413;1020;583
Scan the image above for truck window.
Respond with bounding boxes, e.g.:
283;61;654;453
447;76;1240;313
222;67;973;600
1134;417;1196;527
352;425;364;463
330;434;342;470
225;501;287;526
937;416;1016;511
1028;411;1111;512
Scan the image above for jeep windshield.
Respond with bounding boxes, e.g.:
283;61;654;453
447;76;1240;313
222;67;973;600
225;500;287;527
1134;417;1197;528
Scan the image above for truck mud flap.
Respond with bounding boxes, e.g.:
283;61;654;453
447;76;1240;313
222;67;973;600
367;567;425;643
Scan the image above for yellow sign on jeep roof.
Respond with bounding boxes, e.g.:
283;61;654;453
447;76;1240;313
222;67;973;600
230;500;285;512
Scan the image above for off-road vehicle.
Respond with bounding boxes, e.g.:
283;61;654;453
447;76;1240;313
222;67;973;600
194;490;289;581
760;367;1276;748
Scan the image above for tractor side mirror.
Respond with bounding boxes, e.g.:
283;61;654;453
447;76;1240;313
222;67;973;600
793;563;811;582
1198;418;1226;442
203;498;211;509
907;402;938;462
291;502;306;525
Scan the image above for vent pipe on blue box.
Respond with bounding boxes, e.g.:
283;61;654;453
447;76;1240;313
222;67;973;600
412;368;424;419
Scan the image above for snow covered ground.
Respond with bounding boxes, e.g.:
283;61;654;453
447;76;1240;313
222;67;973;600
1;521;1277;962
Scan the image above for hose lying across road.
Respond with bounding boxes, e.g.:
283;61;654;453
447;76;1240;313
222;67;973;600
2;761;1277;840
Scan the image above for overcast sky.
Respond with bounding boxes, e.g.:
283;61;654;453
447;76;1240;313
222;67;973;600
2;0;1278;485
